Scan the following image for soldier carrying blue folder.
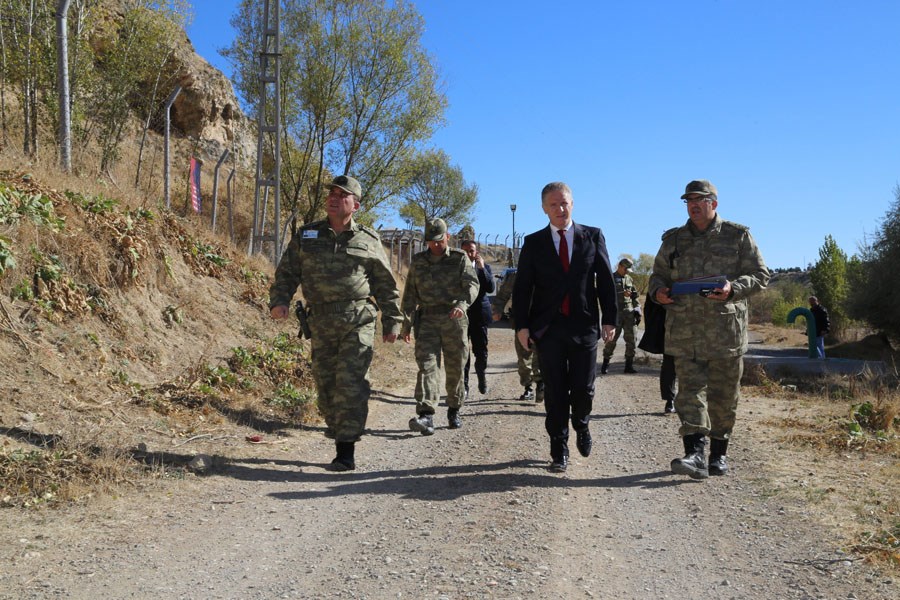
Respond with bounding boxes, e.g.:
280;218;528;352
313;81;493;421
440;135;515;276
649;179;770;480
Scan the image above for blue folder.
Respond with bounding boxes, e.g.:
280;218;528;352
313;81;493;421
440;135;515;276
670;275;727;296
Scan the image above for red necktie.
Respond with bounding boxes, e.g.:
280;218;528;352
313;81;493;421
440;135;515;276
559;229;570;315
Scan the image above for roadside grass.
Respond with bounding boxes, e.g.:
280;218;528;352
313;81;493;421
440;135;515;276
1;332;318;509
743;364;900;568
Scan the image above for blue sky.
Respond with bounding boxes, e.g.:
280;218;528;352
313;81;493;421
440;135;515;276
188;0;900;269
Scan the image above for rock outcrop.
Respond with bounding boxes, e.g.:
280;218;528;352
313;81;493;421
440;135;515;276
168;34;256;168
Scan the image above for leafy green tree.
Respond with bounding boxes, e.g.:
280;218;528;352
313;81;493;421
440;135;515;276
809;234;849;337
222;0;447;230
83;1;188;173
0;0;56;156
847;187;900;340
396;149;477;232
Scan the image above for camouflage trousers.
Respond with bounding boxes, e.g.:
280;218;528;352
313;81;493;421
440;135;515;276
308;302;377;443
414;313;469;414
514;331;542;388
673;355;743;439
602;311;637;360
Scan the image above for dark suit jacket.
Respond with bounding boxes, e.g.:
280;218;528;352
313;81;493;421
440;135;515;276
512;223;617;342
466;263;495;326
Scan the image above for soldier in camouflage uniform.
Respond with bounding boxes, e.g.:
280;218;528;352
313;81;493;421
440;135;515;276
649;179;769;479
491;270;543;402
401;219;479;434
269;175;403;472
601;257;642;374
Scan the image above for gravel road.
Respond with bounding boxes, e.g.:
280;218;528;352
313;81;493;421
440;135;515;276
1;327;895;599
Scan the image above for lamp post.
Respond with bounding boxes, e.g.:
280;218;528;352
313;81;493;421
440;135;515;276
510;204;517;251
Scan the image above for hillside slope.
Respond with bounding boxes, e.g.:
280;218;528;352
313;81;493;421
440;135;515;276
0;165;317;504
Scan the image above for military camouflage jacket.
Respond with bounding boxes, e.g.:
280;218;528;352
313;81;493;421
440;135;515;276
649;214;769;359
400;246;479;336
491;271;515;319
614;272;640;314
269;218;403;335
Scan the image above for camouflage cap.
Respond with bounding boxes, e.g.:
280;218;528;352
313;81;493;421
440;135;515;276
618;257;634;271
680;179;718;199
329;175;362;198
424;218;448;242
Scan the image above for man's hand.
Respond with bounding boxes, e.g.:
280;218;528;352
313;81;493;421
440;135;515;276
401;333;412;343
516;328;532;350
449;307;465;319
601;324;616;342
270;305;290;319
474;254;485;269
655;288;674;305
383;333;398;343
492;310;502;322
706;280;733;301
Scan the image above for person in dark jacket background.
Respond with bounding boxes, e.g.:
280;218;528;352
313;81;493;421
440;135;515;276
637;291;677;414
808;295;830;359
462;240;495;394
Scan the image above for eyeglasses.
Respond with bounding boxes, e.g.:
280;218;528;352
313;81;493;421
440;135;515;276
683;197;714;204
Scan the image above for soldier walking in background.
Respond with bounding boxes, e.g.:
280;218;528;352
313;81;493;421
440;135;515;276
492;270;543;402
650;179;769;479
401;219;479;434
269;175;403;472
601;257;642;374
461;240;495;396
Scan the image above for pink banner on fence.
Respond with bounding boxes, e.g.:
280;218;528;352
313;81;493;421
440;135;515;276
189;157;201;213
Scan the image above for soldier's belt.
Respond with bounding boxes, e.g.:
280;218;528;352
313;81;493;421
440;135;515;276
419;305;454;315
308;298;369;314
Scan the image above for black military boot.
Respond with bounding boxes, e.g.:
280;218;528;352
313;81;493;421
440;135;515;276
624;359;637;374
477;371;488;394
600;358;610;374
549;435;569;473
671;433;708;480
535;382;544;403
447;407;462;429
708;438;729;476
326;441;355;472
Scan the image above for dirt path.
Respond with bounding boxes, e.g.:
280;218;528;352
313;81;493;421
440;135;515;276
1;328;895;599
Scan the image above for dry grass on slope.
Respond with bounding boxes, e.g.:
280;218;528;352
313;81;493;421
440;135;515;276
0;163;319;509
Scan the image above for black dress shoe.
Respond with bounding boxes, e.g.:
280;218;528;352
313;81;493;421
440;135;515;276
576;428;592;457
549;456;568;472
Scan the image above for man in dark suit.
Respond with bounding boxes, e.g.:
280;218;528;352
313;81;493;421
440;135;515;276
512;181;617;472
461;240;495;395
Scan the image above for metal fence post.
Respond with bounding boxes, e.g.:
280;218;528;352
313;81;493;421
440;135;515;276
163;85;182;209
211;149;230;231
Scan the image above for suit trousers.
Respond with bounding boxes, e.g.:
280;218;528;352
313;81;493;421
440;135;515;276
464;318;489;385
535;317;598;439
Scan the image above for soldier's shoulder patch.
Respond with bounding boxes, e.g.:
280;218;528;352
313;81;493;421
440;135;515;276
357;224;381;240
661;226;680;240
722;220;749;233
